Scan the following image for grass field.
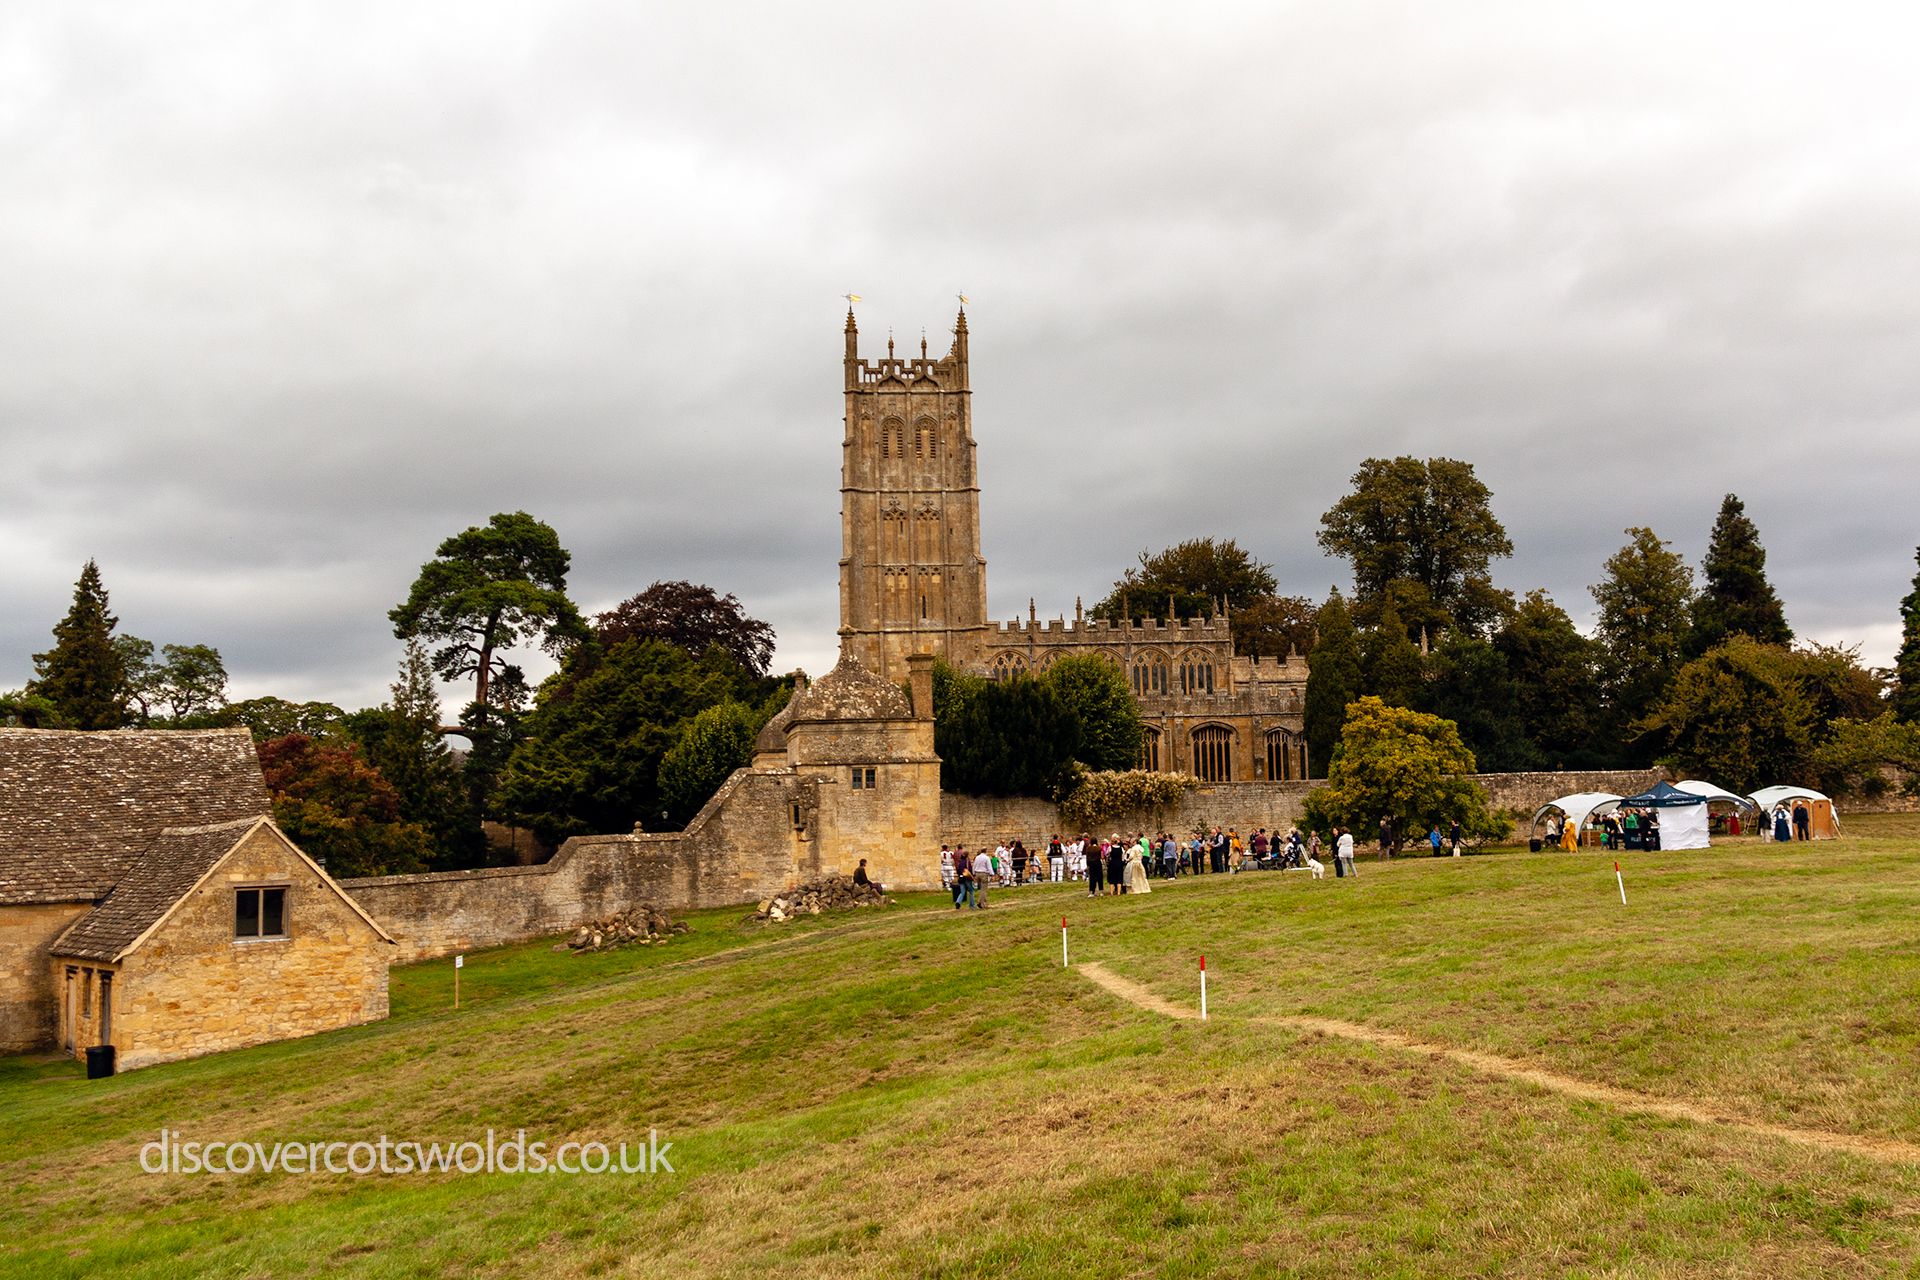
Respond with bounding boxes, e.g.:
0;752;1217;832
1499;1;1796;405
4;817;1920;1277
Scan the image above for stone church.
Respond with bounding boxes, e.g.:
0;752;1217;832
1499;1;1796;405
838;307;1309;785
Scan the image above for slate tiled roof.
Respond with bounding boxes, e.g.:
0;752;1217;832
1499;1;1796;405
753;679;804;754
789;646;911;723
0;728;270;904
50;819;262;962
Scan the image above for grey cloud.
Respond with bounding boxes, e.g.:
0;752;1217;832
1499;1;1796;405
4;1;1918;713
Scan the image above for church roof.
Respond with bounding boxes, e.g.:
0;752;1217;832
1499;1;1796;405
0;728;270;904
788;645;911;723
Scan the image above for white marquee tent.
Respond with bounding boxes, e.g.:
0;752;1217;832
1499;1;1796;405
1750;785;1842;839
1530;793;1625;847
1672;779;1761;831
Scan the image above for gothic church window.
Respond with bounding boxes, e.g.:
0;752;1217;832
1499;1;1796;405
914;417;938;460
1180;653;1215;695
1139;727;1162;772
1264;728;1304;781
991;652;1027;681
1192;725;1233;782
1132;653;1169;696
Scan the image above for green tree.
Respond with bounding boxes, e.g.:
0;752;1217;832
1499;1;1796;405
0;688;59;727
1091;538;1278;625
119;641;229;724
1637;637;1813;794
595;580;777;678
30;560;127;729
657;699;763;826
1316;457;1513;638
1689;494;1792;654
946;675;1081;797
1781;643;1885;744
495;639;770;842
1301;697;1498;850
1894;547;1920;725
1229;593;1319;660
1042;654;1142;772
1493;590;1604;768
389;512;588;734
1421;633;1531;772
257;733;433;878
1360;601;1424;709
1810;713;1920;800
214;697;347;742
346;640;482;869
1303;591;1362;777
1591;527;1696;751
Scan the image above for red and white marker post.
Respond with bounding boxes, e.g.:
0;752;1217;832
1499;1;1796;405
1200;954;1208;1021
1615;860;1627;906
1061;916;1069;968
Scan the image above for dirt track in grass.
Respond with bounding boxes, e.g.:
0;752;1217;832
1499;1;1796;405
1076;960;1920;1167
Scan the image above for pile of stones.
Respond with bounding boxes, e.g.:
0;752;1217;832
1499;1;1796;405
753;875;891;922
563;905;688;953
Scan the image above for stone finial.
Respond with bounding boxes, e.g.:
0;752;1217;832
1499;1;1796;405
1075;596;1084;623
1029;597;1037;624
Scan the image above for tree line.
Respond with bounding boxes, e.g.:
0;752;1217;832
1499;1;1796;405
1079;459;1920;801
4;515;789;878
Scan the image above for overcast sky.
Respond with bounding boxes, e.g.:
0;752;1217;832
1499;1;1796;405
5;1;1917;714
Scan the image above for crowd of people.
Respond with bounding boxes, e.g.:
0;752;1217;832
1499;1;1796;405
936;825;1375;908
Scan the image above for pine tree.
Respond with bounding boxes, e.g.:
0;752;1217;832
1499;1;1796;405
1690;494;1791;653
1894;546;1920;724
31;560;128;730
1304;591;1362;777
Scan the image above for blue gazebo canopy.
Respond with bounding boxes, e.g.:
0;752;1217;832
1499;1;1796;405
1621;780;1707;808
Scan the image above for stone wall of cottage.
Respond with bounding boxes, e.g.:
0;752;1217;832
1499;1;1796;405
82;826;390;1071
0;903;88;1052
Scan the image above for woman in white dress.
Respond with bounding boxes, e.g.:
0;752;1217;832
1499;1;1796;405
1125;837;1152;894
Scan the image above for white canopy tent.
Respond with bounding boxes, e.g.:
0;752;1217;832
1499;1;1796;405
1672;779;1761;833
1530;793;1625;846
1672;779;1754;809
1750;785;1842;839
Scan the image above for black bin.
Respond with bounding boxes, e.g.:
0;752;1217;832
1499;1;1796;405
85;1045;115;1079
1529;837;1543;853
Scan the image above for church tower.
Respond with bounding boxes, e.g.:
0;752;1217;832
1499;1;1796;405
839;307;989;684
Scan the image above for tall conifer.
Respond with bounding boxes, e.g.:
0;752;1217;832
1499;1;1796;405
1894;546;1920;724
1304;590;1362;777
31;560;127;730
1691;494;1791;653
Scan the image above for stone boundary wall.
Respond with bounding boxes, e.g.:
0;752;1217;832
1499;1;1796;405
938;769;1667;849
342;767;805;963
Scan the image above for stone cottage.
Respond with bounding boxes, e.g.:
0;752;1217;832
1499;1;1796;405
0;728;393;1071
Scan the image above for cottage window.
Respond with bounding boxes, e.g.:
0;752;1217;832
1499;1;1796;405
850;766;877;790
235;886;288;939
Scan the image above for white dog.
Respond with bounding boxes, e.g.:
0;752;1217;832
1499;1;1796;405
1306;857;1325;879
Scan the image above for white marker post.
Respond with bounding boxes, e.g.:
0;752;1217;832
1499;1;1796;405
1614;861;1627;906
1199;954;1208;1021
1061;916;1069;968
454;953;464;1010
